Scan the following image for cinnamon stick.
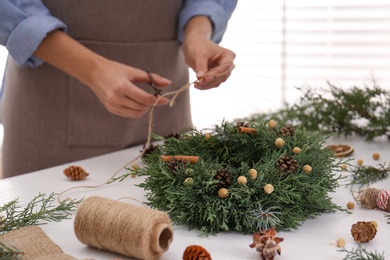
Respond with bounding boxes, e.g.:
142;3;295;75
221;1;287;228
161;155;200;164
238;127;256;135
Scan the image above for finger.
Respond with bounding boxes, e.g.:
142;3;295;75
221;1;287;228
134;70;172;87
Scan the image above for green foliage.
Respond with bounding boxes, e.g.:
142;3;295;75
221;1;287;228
385;214;390;224
338;245;385;260
132;119;346;235
245;82;390;141
0;242;23;259
347;163;390;187
0;192;81;234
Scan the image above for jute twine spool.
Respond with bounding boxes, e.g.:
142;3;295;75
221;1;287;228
355;187;390;212
74;196;173;260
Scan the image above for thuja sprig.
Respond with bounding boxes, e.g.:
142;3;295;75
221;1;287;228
245;82;390;140
0;242;23;259
338;245;385;260
385;213;390;224
0;192;81;234
346;163;390;187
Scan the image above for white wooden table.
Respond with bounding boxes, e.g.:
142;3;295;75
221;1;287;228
0;135;389;260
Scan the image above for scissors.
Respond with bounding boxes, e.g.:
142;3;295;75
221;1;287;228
146;70;163;97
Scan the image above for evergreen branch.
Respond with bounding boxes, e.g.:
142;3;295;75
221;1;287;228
0;192;81;234
385;213;390;224
338;245;385;260
245;82;390;141
0;242;23;260
346;163;390;187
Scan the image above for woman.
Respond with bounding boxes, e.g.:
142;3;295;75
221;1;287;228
0;0;237;178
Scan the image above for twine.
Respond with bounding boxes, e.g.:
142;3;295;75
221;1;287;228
354;187;390;212
74;196;173;260
57;62;234;202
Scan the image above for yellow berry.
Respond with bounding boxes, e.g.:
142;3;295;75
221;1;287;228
356;159;363;166
336;238;346;247
340;164;348;171
293;147;301;154
347;201;355;209
372;153;380;160
370;221;378;229
184;177;194;185
218;188;229;198
268;119;277;129
275;138;285;148
130;173;136;178
264;184;274;194
237;176;247;185
303;165;312;173
248;169;258;179
204;132;211;140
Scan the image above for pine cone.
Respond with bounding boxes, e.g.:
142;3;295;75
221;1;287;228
278;125;295;137
351;221;377;243
213;169;233;189
142;143;160;158
236;121;250;128
63;165;89;180
276;155;298;175
167;158;188;173
183;245;212;260
165;132;181;139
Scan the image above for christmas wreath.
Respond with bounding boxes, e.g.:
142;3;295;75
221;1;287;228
133;119;346;235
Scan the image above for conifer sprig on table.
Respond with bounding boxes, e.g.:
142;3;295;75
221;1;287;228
385;213;390;224
134;119;348;235
338;245;385;260
245;82;390;141
346;163;390;187
0;192;81;234
0;242;23;259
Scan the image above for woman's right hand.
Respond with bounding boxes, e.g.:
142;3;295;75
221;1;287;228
88;58;171;118
34;30;171;118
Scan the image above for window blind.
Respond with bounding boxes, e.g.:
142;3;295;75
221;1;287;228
190;0;390;128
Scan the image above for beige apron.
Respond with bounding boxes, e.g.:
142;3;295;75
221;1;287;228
1;0;192;178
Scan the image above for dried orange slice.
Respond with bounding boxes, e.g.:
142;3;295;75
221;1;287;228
325;144;354;157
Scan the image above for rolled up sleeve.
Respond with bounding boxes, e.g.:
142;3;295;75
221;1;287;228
0;0;66;68
178;0;238;43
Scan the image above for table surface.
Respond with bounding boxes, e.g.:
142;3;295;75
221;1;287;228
0;135;389;260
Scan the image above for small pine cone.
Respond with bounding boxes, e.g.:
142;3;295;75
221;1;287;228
213;169;233;189
236;121;250;128
351;221;377;243
165;132;181;139
63;165;89;180
277;125;295;137
142;143;160;158
276;155;298;175
183;245;212;260
167;158;188;173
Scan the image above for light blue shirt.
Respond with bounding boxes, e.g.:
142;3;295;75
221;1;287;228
0;0;237;68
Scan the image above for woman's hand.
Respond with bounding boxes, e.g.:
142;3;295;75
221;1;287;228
34;30;171;118
182;16;236;90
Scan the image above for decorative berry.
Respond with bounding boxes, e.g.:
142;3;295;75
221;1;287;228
370;221;378;229
336;238;346;247
248;169;258;179
356;159;364;166
268;119;277;129
63;165;89;181
218;188;229;198
303;165;312;173
275;138;285;148
204;132;211;140
372;153;380;160
184;177;194;185
264;184;274;194
347;201;355;209
293;147;301;154
341;164;348;170
183;245;212;260
237;176;247;185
